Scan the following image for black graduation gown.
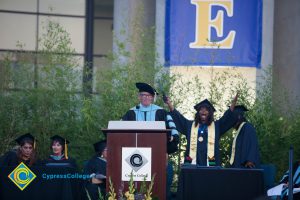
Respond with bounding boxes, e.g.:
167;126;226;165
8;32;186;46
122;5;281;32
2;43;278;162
0;150;40;167
170;109;237;166
83;156;106;200
122;108;179;154
231;122;260;168
44;156;77;169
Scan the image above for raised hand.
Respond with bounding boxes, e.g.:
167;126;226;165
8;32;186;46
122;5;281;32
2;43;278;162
164;95;174;111
230;93;239;111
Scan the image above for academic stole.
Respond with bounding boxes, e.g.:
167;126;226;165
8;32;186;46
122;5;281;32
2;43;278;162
189;122;215;165
229;122;246;165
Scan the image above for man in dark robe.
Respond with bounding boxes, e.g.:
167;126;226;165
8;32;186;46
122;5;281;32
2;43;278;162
122;82;179;200
229;105;260;168
165;95;238;166
84;140;107;200
122;82;179;154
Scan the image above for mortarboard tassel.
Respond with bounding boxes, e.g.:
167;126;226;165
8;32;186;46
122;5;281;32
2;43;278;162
65;139;68;159
154;92;157;103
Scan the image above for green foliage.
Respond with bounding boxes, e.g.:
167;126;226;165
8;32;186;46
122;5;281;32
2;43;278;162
169;66;300;181
94;23;171;129
0;20;104;167
248;67;300;180
1;16;300;191
167;68;256;191
108;177;117;200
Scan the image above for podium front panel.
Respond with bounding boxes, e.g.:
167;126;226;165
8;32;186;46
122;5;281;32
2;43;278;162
106;130;167;200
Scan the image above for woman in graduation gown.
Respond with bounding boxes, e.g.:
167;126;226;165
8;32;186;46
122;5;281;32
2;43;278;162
165;95;238;166
84;140;107;200
44;135;77;168
0;133;39;167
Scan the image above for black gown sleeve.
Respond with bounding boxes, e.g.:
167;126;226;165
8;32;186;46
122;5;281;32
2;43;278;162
67;158;78;169
122;110;136;121
0;151;18;166
217;109;238;135
156;109;180;154
84;157;96;175
169;109;192;136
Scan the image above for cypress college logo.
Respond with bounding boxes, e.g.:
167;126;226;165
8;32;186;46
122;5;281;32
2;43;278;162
122;147;152;181
8;162;36;191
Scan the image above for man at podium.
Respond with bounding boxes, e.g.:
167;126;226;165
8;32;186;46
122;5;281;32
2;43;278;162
122;82;179;154
122;82;179;199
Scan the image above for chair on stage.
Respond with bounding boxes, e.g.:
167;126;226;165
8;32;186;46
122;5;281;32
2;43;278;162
261;163;276;192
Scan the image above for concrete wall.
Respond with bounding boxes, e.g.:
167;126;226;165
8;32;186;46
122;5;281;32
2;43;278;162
273;0;300;108
113;0;155;64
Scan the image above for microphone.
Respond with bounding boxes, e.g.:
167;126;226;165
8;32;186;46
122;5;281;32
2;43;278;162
162;92;168;103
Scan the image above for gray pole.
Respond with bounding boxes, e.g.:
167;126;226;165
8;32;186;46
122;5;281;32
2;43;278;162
288;146;293;200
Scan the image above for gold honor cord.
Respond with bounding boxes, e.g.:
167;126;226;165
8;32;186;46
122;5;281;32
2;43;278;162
207;122;215;161
229;122;246;165
190;122;199;164
65;139;68;159
190;122;215;165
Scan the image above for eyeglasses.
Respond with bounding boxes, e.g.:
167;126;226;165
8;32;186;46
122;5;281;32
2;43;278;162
139;93;153;98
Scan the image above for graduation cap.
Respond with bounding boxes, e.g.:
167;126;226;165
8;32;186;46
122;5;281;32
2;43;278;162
194;99;216;112
50;135;70;159
93;140;107;154
234;105;249;115
15;133;36;149
136;82;159;96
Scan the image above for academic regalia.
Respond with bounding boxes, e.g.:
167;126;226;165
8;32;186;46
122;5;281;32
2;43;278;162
135;82;158;95
122;103;179;154
44;135;77;169
279;161;300;200
44;155;77;168
230;122;260;168
170;108;237;166
0;150;32;167
125;82;179;200
0;133;39;167
84;156;107;199
84;141;107;200
229;105;260;168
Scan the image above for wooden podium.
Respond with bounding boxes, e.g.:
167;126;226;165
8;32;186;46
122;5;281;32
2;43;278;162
103;121;169;200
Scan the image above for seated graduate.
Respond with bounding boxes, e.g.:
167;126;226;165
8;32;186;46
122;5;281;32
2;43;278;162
0;133;38;167
44;135;77;168
229;105;260;168
278;161;300;200
165;94;238;166
84;140;107;200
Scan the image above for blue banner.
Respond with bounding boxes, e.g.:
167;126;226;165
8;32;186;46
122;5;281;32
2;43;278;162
165;0;262;67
